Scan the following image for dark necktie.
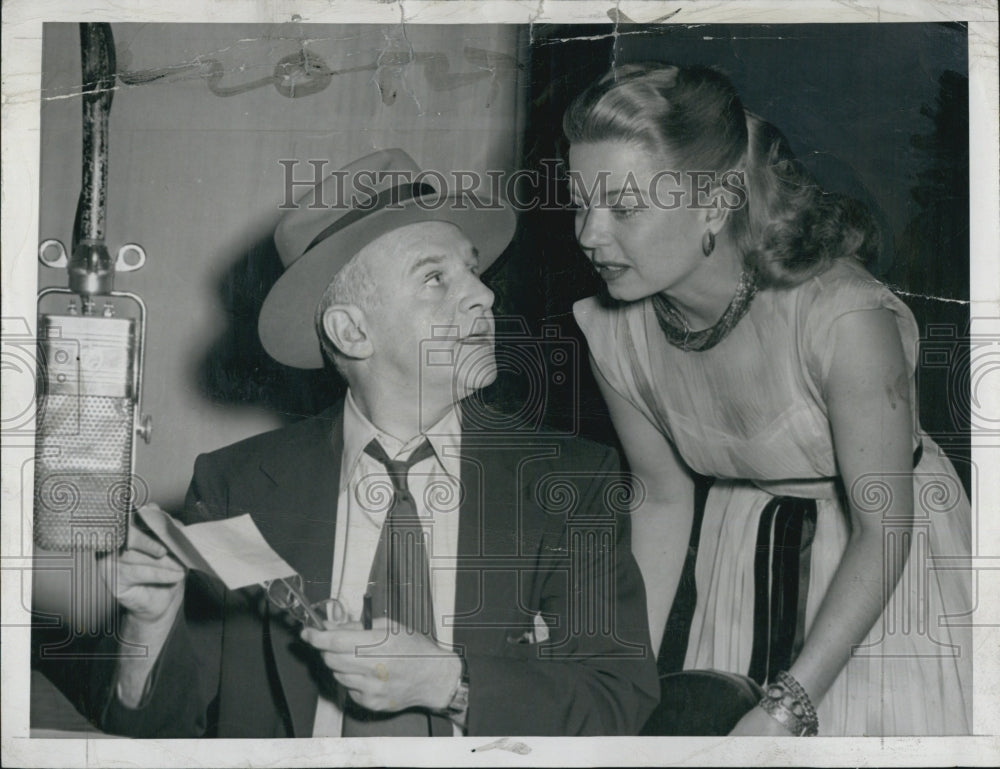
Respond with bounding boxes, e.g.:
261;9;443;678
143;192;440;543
341;438;447;737
363;438;437;636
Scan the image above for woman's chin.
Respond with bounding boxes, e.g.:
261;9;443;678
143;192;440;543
604;279;650;303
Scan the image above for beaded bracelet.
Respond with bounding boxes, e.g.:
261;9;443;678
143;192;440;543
756;670;819;736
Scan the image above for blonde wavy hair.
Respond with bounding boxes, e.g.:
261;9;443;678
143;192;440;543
562;63;879;288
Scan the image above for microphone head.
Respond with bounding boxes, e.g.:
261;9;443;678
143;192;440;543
33;311;140;552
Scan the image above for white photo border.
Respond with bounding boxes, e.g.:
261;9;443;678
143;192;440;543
3;2;998;766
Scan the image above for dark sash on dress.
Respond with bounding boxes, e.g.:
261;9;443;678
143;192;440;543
747;496;817;685
747;441;922;685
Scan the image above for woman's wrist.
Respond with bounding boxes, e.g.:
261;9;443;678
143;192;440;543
439;652;470;727
756;670;819;736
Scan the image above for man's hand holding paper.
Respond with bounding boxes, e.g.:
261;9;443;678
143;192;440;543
100;506;187;627
98;504;188;709
104;503;302;709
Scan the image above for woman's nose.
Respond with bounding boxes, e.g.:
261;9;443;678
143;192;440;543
576;206;609;249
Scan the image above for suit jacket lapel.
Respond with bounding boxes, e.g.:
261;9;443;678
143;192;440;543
258;405;344;736
454;426;529;656
454;440;483;636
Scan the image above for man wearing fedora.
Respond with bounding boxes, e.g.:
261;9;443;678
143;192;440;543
90;149;658;738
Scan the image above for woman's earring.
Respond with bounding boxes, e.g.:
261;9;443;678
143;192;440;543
702;230;715;257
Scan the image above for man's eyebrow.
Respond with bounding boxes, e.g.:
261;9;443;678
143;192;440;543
409;254;446;274
409;246;479;275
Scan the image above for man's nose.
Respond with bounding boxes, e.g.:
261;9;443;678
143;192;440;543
465;274;495;312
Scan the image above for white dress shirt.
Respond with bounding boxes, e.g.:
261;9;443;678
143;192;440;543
312;391;463;737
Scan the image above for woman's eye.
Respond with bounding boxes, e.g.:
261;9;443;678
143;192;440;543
611;207;640;220
425;272;443;285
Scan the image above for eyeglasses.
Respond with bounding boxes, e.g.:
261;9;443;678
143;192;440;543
264;575;347;630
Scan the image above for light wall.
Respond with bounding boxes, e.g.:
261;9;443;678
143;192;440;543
33;21;526;624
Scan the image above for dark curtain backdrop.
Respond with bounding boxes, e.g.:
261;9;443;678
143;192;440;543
488;22;970;490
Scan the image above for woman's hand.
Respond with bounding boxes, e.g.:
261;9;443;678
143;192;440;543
729;705;796;736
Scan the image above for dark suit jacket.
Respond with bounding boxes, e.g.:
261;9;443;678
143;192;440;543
91;401;658;737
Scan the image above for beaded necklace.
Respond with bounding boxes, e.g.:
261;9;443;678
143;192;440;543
651;268;759;352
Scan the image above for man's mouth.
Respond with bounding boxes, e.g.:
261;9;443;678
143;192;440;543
460;330;494;344
460;317;495;344
458;314;494;344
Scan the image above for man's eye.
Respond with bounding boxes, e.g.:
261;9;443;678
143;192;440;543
425;272;443;285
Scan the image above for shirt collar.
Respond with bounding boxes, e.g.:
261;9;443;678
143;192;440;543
339;389;462;491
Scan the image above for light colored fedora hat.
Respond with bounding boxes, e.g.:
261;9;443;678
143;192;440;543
259;148;516;369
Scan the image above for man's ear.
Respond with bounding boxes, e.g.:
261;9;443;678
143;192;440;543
321;304;374;361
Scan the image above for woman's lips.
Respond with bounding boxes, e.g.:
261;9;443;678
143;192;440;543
594;262;629;281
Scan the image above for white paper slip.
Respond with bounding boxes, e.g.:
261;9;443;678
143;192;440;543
135;504;298;590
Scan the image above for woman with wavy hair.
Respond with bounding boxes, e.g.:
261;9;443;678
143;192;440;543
566;63;971;736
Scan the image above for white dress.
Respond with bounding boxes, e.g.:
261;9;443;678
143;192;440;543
574;258;972;735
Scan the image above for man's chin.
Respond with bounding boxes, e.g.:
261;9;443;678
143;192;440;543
452;344;497;393
454;360;497;399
